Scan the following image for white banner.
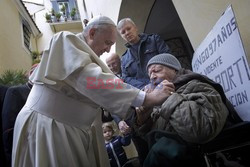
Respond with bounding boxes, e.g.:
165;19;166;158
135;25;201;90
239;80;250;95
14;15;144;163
192;5;250;121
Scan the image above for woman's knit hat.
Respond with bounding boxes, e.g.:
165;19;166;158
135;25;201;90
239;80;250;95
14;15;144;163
146;53;182;71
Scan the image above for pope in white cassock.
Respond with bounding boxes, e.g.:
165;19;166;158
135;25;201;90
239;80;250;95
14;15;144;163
12;15;174;167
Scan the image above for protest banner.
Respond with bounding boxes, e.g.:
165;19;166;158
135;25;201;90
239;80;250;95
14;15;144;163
192;5;250;121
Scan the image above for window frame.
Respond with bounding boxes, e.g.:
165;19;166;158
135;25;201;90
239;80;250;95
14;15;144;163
21;18;32;54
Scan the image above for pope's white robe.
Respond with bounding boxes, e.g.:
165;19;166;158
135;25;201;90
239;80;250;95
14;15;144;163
12;31;140;167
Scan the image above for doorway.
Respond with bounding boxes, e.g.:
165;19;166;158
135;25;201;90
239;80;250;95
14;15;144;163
144;0;193;69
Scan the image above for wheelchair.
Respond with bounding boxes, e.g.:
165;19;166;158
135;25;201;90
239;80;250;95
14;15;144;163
201;121;250;167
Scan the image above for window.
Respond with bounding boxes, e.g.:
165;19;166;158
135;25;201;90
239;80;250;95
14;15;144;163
22;19;32;52
58;1;69;17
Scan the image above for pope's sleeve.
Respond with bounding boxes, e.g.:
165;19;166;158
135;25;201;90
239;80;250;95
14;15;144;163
64;63;142;118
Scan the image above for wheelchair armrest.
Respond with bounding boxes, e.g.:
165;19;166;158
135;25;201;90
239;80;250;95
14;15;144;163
201;121;250;154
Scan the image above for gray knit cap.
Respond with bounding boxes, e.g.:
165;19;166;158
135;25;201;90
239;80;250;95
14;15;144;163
146;53;182;71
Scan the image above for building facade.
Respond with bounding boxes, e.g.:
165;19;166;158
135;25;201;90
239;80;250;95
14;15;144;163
0;0;41;75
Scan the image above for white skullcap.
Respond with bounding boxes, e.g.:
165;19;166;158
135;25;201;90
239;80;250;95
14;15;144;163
87;15;116;27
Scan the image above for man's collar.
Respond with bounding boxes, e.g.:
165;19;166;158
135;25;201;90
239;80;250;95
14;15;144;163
124;33;147;48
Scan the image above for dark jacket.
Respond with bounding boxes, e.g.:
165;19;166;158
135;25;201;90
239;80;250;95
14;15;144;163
2;83;32;167
0;85;8;167
121;33;170;89
105;135;132;167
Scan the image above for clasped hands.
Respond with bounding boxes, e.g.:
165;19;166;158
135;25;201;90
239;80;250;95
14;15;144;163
136;80;175;125
118;120;131;135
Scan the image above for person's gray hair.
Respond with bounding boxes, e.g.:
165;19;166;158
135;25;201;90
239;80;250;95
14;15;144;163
83;15;116;36
117;18;136;30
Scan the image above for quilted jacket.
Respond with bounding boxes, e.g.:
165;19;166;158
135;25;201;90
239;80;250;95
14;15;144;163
152;69;231;144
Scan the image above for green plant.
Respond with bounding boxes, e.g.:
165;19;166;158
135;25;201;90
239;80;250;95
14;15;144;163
45;13;51;22
31;51;41;64
31;51;39;59
33;59;41;65
0;70;28;86
70;8;76;19
51;8;55;16
60;5;66;15
71;7;76;12
55;13;62;21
